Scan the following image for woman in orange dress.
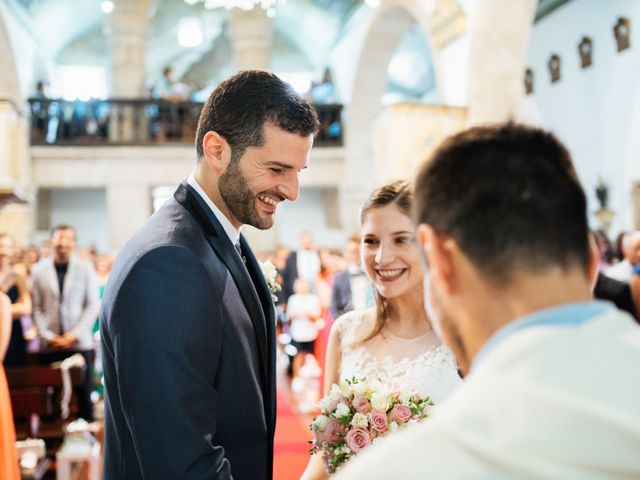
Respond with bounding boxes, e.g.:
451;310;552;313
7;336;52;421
0;290;20;479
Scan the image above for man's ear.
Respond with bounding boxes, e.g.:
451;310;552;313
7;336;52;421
417;224;456;297
202;131;230;173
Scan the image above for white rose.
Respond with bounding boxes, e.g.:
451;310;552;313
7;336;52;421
352;382;367;396
334;403;350;418
399;387;413;404
370;392;390;412
350;412;369;428
388;421;398;433
318;397;332;412
330;384;342;399
339;380;352;397
313;415;330;431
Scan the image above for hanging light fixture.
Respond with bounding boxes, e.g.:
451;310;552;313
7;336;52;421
185;0;286;12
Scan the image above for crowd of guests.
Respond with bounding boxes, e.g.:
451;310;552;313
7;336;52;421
0;225;114;421
593;229;640;320
258;233;374;385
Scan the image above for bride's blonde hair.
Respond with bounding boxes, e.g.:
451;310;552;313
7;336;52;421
357;180;413;344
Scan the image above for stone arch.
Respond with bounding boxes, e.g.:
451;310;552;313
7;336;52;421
342;0;444;229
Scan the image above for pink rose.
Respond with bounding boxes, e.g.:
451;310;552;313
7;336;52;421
352;395;372;414
389;404;412;424
345;428;372;454
368;411;388;433
315;419;344;446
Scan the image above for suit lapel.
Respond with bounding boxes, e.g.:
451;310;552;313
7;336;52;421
45;259;60;299
174;182;269;387
240;234;277;432
240;235;275;334
62;257;77;302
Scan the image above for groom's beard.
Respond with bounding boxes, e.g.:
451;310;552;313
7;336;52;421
219;160;271;230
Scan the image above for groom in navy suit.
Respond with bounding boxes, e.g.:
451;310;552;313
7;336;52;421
100;71;318;479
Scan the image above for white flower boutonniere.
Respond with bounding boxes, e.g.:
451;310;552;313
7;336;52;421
260;260;281;295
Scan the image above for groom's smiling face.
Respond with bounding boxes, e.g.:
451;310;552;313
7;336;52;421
218;123;313;230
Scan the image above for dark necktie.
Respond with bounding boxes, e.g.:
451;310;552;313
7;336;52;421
234;240;247;264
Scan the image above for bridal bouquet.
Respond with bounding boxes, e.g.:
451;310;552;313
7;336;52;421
309;377;433;474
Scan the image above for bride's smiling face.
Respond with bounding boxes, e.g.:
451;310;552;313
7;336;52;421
361;204;422;300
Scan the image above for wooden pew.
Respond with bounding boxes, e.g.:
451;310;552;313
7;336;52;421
6;366;86;436
6;365;86;479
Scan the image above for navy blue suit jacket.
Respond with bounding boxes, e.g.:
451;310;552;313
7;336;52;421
100;182;276;479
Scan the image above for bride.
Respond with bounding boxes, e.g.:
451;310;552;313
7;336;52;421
301;180;461;479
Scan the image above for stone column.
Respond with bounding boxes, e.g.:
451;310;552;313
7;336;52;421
106;185;150;251
105;0;151;141
466;0;537;125
229;8;274;250
0;102;31;245
229;8;272;71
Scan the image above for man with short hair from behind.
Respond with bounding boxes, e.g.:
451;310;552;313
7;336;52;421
336;123;640;479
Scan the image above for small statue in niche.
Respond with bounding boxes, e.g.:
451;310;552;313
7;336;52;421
548;54;561;83
579;36;593;68
614;17;631;52
524;68;534;95
596;178;608;209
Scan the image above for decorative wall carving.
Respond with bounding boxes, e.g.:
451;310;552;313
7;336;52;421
524;68;534;94
548;53;561;83
578;36;593;68
614;17;631;52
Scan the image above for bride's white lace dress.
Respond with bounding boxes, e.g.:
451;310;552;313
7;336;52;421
336;310;461;403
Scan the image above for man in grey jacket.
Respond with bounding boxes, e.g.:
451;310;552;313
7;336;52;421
32;224;99;420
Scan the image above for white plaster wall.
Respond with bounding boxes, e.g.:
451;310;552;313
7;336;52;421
0;1;39;100
522;0;640;235
327;6;375;106
33;188;109;252
31;145;347;251
276;188;347;250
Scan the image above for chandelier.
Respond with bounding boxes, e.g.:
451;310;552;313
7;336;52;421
184;0;286;12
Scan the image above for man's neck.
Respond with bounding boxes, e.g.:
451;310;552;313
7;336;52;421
461;268;593;365
193;167;241;230
55;256;69;265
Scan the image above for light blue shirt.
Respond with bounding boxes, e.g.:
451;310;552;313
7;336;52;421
471;300;614;373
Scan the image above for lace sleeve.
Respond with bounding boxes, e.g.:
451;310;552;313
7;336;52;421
334;310;366;348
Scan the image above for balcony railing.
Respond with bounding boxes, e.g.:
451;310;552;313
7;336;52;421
27;98;343;148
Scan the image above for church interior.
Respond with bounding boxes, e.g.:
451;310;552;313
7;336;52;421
0;0;639;478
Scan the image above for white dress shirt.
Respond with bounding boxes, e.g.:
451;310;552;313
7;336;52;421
336;305;640;479
187;174;240;246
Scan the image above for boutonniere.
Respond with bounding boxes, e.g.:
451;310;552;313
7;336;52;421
260;260;281;295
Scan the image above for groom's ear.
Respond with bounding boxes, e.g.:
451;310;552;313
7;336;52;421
202;131;230;173
419;224;457;298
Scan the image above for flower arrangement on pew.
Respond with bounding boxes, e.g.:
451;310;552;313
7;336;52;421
309;377;433;474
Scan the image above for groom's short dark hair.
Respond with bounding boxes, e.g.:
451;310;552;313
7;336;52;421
195;70;319;162
414;122;590;285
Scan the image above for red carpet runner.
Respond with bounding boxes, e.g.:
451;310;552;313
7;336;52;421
274;390;314;480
